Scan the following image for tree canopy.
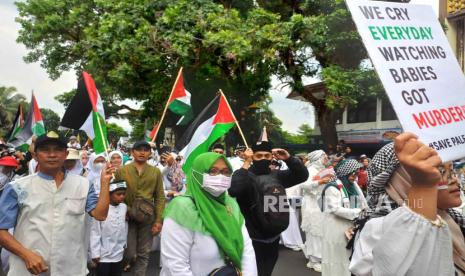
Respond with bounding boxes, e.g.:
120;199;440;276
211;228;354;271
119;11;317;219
15;0;389;146
0;86;26;139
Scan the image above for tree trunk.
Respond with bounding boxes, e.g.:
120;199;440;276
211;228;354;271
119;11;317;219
316;106;339;150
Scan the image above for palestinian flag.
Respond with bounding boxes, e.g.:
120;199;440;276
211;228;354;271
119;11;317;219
7;104;24;142
167;68;193;125
177;93;236;173
145;122;159;142
30;93;46;136
8;93;45;147
60;71;108;154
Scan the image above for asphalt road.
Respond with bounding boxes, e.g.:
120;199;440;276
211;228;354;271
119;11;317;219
123;246;321;276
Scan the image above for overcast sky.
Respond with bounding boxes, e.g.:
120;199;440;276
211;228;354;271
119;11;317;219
0;0;437;134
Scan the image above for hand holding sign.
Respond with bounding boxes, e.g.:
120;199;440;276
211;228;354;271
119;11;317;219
346;0;465;162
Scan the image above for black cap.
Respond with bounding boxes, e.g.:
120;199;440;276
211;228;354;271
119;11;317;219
252;141;272;152
132;140;151;150
35;131;67;151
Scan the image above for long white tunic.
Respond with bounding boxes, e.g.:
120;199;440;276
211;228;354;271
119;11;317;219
350;206;455;276
300;166;324;260
322;185;361;276
160;218;257;276
90;203;128;263
280;195;304;249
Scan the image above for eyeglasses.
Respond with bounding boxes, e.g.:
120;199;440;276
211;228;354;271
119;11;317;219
208;167;232;177
254;153;272;160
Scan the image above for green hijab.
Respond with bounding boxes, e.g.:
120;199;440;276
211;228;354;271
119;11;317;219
163;152;244;268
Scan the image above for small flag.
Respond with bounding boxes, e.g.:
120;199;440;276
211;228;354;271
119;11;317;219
7;104;24;142
60;71;109;154
177;93;236;173
167;68;193;125
145;122;159;142
8;93;45;147
30;93;46;137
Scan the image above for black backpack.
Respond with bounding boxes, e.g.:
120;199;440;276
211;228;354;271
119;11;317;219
249;171;290;239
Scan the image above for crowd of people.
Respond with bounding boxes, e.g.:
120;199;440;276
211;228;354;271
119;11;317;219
0;131;464;276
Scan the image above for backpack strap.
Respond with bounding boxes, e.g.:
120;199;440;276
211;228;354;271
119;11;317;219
320;182;339;212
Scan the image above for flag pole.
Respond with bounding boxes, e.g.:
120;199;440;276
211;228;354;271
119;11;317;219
95;114;110;158
151;67;184;143
218;89;249;148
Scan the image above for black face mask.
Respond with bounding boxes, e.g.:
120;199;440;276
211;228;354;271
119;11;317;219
250;159;271;175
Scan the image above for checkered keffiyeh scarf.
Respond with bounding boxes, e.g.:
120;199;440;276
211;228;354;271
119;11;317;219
355;142;465;234
335;159;363;178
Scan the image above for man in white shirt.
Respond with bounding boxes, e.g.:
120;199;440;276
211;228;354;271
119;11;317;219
228;145;246;172
0;132;113;275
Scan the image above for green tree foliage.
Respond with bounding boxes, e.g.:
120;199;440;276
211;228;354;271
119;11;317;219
106;122;129;147
40;108;60;132
0;86;26;139
16;0;393;146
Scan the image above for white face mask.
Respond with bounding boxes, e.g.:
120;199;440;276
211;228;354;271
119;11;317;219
202;174;231;197
93;162;105;171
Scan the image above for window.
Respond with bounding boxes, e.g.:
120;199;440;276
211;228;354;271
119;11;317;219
347;96;377;123
334;108;344;125
381;99;398;121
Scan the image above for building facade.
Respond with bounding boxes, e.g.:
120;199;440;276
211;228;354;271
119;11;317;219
445;0;465;71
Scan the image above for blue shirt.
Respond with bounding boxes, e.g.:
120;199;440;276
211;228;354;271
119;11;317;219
0;172;98;230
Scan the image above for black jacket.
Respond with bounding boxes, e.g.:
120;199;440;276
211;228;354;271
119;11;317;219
228;157;309;240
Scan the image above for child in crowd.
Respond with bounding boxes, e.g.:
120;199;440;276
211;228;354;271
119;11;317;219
90;182;128;276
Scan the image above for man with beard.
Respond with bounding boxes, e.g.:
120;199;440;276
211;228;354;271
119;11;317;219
229;141;308;276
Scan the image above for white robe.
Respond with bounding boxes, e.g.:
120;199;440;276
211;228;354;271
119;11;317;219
322;185;361;276
350;206;455;276
90;203;128;263
160;218;257;276
280;194;304;250
300;166;324;261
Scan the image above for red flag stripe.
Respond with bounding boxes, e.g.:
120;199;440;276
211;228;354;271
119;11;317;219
168;68;186;104
32;93;43;122
82;71;99;112
212;94;235;124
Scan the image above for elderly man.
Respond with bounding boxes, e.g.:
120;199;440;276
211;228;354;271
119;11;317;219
0;132;112;275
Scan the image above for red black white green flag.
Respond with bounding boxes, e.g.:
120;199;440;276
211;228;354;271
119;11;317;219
167;68;193;125
8;93;45;147
60;71;108;154
177;93;236;173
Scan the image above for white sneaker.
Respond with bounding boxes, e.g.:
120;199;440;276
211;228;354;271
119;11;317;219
312;263;322;273
306;261;314;269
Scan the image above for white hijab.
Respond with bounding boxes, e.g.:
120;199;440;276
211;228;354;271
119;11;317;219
67;159;84;176
86;153;106;187
307;150;327;171
109;150;124;168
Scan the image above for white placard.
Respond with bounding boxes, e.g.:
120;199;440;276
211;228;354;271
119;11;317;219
346;0;465;162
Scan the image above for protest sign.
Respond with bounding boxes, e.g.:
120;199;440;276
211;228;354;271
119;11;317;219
346;0;465;162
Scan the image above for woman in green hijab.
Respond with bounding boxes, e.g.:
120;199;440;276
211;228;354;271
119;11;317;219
160;152;257;276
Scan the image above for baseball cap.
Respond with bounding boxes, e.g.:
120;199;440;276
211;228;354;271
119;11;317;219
132;140;151;150
35;131;67;151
